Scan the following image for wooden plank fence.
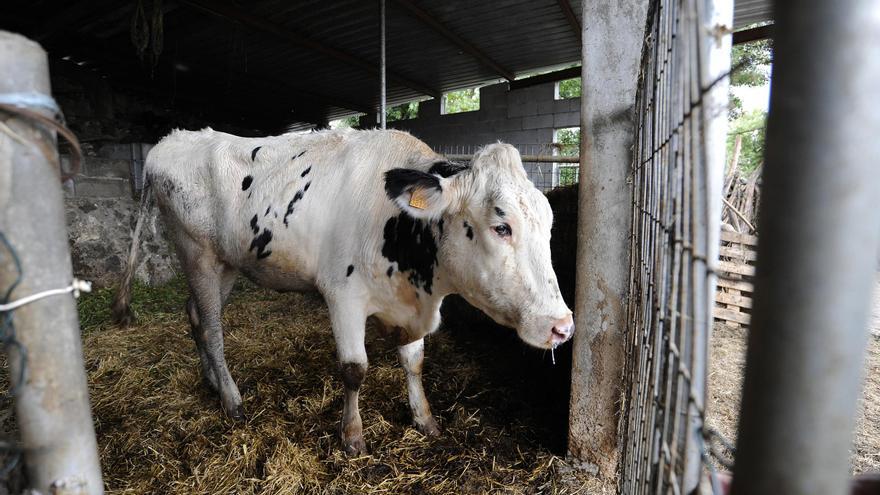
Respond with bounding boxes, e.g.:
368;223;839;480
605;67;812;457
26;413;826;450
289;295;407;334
714;230;757;328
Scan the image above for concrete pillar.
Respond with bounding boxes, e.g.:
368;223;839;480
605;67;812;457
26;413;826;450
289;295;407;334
568;0;648;476
0;31;104;494
731;1;880;493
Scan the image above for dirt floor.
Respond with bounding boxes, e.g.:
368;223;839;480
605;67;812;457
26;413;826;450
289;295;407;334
55;279;612;495
706;278;880;474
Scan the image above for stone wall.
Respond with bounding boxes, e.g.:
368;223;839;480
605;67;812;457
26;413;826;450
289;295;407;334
365;80;581;190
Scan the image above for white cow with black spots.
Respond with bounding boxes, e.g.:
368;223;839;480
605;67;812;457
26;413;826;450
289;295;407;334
112;128;574;454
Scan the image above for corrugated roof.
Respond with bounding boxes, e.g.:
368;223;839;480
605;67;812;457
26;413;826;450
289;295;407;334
0;0;772;132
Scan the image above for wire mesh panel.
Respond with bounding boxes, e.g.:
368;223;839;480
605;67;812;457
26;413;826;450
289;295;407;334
619;0;730;493
435;143;578;192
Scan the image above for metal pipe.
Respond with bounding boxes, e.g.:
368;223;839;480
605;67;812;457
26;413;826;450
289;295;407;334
445;153;579;163
731;1;880;493
379;0;387;129
0;31;104;493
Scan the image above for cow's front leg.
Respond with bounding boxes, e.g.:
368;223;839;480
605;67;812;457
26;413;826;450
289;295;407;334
398;339;440;436
328;297;368;455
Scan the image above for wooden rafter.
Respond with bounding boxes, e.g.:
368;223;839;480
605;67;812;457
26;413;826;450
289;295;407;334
177;0;441;98
391;0;515;81
556;0;582;45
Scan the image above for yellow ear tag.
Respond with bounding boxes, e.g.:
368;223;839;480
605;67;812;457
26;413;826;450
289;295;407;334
408;188;428;210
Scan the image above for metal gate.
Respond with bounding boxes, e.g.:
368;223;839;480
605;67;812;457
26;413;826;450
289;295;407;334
619;0;731;492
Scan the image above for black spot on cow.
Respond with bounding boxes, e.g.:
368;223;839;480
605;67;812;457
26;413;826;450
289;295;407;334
250;215;259;234
283;189;306;227
438;218;444;236
264;206;271;216
292;150;307;160
300;166;311;177
303;181;311;191
495;207;506;217
464;221;474;240
387;266;394;277
381;214;439;294
251;146;262;161
242;176;253;191
249;228;273;259
346;265;354;277
428;160;469;178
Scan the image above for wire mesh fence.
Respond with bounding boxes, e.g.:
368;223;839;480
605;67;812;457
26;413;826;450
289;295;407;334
434;143;579;192
619;0;730;493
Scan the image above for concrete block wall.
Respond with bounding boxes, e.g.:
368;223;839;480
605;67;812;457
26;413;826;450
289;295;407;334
366;79;580;190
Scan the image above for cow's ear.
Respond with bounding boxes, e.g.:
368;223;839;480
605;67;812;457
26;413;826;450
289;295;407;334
384;168;454;220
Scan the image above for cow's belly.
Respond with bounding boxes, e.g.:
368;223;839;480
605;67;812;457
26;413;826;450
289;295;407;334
232;245;318;292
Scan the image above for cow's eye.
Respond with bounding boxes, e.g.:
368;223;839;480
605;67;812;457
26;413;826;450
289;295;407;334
493;223;512;237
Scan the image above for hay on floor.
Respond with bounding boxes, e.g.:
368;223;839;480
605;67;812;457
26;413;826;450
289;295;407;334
706;323;880;474
64;278;612;494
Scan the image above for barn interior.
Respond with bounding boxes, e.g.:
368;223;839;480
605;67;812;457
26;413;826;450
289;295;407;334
12;1;880;495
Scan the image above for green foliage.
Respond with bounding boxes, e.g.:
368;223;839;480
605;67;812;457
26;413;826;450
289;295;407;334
726;36;772;172
726;109;767;173
443;88;480;114
557;78;581;99
386;101;419;122
558;166;578;186
77;275;189;333
731;39;772;87
556;127;580;157
330;115;361;129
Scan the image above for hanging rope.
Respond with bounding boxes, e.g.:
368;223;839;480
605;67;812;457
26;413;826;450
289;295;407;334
131;0;164;76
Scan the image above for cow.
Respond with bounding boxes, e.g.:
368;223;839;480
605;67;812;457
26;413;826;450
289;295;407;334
112;128;574;455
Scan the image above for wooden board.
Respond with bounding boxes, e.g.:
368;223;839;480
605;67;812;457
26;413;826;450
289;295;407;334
719;245;758;262
716;291;753;309
718;260;756;277
720;230;759;246
713;306;751;326
716;276;753;293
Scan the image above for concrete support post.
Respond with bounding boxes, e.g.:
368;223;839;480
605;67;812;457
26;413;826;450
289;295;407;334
731;1;880;494
568;0;648;476
0;31;104;494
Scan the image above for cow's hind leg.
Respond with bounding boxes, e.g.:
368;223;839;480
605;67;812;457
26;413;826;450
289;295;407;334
186;269;237;392
327;295;369;455
398;339;440;436
178;238;243;419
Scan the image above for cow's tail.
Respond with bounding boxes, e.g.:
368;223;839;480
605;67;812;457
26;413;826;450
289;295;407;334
111;174;155;327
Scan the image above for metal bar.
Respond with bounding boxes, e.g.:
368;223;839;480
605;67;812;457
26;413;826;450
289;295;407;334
732;23;773;45
380;0;387;129
508;66;581;91
177;0;441;98
0;30;103;494
391;0;515;81
731;0;880;493
445;153;579;163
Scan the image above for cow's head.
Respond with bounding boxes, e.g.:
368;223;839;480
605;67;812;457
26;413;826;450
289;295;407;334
385;143;574;349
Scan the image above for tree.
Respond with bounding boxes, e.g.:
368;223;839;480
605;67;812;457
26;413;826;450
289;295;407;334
386;101;419;122
726;36;772;172
557;77;581;99
443;88;480;114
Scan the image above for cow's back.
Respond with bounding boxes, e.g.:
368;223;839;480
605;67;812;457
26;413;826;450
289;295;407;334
145;128;441;291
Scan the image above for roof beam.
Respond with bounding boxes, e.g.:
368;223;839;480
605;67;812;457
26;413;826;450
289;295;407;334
177;0;441;98
390;0;515;81
509;66;580;91
733;23;774;45
556;0;582;45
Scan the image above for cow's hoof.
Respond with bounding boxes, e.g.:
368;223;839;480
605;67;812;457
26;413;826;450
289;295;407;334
342;436;367;456
225;403;246;422
415;416;441;437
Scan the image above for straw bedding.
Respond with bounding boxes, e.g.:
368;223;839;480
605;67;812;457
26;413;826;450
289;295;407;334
65;278;611;494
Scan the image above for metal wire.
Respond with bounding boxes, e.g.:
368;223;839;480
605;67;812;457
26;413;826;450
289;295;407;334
435;143;578;191
618;0;724;492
